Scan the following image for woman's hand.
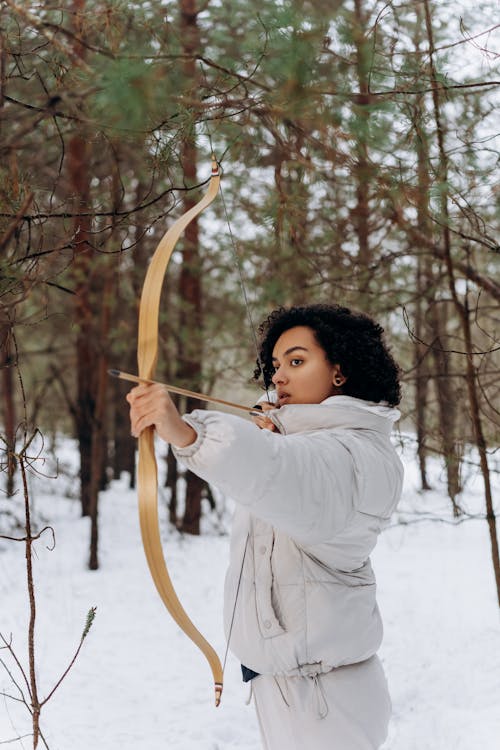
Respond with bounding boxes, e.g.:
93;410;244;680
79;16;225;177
126;384;197;448
250;401;278;432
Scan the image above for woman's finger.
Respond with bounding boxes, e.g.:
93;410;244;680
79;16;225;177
251;414;277;432
259;401;276;413
127;382;166;402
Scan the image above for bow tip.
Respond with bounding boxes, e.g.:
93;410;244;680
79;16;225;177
214;682;223;707
211;155;220;176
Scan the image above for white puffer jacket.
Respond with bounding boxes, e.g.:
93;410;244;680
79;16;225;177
173;395;403;677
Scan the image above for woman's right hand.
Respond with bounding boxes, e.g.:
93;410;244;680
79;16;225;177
250;401;278;432
126;383;197;447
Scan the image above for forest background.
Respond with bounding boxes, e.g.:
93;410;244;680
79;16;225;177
0;0;499;746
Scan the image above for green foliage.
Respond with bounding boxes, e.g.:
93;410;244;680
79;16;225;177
89;57;161;132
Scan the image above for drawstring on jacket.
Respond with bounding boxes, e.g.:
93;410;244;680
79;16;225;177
274;677;291;707
245;681;253;706
310;674;329;719
248;676;291;708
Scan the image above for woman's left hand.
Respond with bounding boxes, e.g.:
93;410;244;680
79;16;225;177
250;400;278;432
126;384;197;447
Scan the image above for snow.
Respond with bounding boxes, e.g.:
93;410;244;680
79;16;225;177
1;437;499;749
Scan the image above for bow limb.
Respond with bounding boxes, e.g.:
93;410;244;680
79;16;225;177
136;158;223;707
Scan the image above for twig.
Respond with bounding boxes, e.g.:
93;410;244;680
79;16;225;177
0;637;32;701
41;608;96;706
0;734;35;744
0;526;55;550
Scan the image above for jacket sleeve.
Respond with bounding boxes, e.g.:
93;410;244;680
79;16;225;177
172;410;355;543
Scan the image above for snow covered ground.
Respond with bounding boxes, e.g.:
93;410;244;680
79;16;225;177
1;436;499;750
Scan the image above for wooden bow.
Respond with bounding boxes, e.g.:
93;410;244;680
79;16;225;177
136;157;223;707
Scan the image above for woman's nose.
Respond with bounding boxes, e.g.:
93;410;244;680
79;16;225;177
272;366;287;384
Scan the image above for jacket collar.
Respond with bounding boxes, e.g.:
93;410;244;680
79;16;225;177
268;395;400;436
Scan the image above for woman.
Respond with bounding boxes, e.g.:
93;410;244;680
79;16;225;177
128;303;403;750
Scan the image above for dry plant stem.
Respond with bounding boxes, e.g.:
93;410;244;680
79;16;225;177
0;452;48;748
41;608;96;706
19;454;41;748
0;446;94;749
1;330;96;747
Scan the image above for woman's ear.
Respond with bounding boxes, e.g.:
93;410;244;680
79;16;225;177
332;365;346;388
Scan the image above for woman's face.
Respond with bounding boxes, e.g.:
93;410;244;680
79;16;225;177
271;325;343;406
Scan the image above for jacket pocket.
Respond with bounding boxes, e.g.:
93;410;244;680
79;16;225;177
253;530;285;638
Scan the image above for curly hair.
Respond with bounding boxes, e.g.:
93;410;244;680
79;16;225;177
253;304;401;407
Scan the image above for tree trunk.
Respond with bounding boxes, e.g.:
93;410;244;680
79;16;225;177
461;300;500;607
428;302;462;509
413;53;432;491
112;175;137;488
411;1;461;508
69;0;95;518
177;0;204;535
413;311;431;491
88;273;112;570
182;470;204;536
113;386;136;487
351;0;372;305
88;146;123;567
0;323;16;496
166;446;179;526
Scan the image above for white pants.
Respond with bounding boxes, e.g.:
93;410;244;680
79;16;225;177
252;656;391;750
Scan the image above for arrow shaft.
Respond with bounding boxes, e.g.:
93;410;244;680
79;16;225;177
109;369;252;414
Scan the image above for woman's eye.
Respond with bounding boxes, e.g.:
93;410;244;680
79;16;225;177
290;358;303;366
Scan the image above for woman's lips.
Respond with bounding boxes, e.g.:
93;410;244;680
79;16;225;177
278;393;291;404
